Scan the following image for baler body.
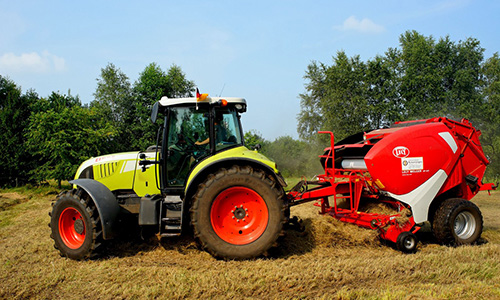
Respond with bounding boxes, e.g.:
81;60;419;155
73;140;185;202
288;117;496;251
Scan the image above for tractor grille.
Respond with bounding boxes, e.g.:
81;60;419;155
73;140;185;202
96;162;118;179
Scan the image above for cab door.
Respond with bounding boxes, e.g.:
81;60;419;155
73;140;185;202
165;106;210;187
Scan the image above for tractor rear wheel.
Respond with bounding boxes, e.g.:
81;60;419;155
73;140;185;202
49;189;102;260
191;165;286;259
432;198;483;246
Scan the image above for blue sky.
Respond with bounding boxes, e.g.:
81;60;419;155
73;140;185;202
1;0;499;140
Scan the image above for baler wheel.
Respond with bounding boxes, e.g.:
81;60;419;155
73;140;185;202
432;198;483;246
49;189;102;260
191;165;286;260
396;231;418;253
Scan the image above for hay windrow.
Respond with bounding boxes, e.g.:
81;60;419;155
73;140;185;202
309;215;380;248
337;197;412;226
298;197;415;249
0;192;29;211
358;200;412;226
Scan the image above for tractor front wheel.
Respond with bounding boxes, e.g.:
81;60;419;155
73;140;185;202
432;198;483;246
191;165;286;259
49;190;102;260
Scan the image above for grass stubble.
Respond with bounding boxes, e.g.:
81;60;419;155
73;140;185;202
0;188;499;299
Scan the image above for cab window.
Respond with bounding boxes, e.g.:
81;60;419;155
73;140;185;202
214;109;243;151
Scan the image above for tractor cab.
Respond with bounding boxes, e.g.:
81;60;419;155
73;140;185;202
147;90;248;191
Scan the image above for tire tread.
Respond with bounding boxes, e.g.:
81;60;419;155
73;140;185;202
49;189;103;260
432;198;483;246
190;165;286;259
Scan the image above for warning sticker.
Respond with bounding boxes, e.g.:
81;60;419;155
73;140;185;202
401;157;423;171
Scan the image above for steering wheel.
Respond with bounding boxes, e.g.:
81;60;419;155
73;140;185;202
179;134;207;154
183;134;196;147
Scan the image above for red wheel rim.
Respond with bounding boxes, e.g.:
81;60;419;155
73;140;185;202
210;187;269;245
59;207;86;249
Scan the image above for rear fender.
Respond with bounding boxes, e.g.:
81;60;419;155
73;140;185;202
70;179;121;240
185;158;286;200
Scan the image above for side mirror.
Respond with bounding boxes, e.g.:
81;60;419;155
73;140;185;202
150;102;159;124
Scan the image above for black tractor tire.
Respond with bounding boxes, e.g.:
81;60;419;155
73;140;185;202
396;231;418;253
190;165;286;260
432;198;483;246
49;189;103;260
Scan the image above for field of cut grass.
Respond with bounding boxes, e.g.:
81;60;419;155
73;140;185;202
0;186;499;299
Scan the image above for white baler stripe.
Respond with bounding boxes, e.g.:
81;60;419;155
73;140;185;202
387;169;448;223
438;132;458;153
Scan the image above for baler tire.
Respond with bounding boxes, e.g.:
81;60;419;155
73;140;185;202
190;165;286;260
396;231;418;253
432;198;483;246
50;189;103;260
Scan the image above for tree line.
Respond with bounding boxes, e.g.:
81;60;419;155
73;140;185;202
298;30;500;180
0;30;498;187
0;63;194;187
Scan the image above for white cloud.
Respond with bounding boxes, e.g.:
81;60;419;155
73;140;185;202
0;51;66;74
334;16;385;34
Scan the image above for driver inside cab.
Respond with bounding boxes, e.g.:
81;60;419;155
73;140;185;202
195;112;227;146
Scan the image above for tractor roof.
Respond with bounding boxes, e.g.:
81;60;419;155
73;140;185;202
158;96;246;107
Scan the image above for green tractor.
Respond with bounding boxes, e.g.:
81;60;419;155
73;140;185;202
49;91;288;260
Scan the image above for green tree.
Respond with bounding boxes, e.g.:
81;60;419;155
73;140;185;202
131;63;195;150
93;63;132;124
480;53;500;179
167;65;196;98
92;63;133;152
0;76;37;186
396;31;484;120
298;52;373;141
297;61;328;140
27;92;116;187
244;130;267;149
299;30;488;141
396;31;445;119
365;55;400;128
34;91;82;112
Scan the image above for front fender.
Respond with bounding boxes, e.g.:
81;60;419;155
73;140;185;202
70;179;121;240
185;146;283;193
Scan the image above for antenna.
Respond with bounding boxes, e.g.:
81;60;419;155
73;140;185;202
218;83;226;97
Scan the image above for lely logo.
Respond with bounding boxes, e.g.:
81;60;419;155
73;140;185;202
392;146;410;158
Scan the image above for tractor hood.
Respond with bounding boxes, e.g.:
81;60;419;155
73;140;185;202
74;151;160;197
